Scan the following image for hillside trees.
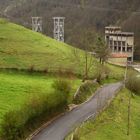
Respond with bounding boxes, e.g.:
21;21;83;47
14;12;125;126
94;36;111;65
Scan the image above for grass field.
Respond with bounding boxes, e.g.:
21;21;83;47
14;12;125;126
67;88;140;140
0;18;125;78
0;71;81;125
0;18;92;76
0;18;128;139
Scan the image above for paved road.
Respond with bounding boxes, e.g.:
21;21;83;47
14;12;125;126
32;82;122;140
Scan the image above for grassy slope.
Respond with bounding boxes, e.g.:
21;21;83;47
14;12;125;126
0;18;126;131
0;18;89;75
0;19;85;129
0;18;125;78
69;89;140;140
0;71;81;124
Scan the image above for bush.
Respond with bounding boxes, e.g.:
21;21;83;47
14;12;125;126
52;79;71;106
0;79;71;140
1;111;25;140
94;65;110;83
53;79;71;94
125;71;140;95
28;65;35;73
74;81;99;104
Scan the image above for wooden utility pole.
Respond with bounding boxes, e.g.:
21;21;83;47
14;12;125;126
124;60;128;88
127;92;132;135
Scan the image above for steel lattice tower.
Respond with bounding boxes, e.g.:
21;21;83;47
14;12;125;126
53;17;65;42
32;17;42;33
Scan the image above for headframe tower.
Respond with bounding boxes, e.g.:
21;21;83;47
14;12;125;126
53;17;65;42
32;17;42;33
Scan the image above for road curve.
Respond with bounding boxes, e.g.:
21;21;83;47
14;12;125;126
32;82;122;140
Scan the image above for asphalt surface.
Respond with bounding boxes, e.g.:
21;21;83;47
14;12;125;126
32;82;122;140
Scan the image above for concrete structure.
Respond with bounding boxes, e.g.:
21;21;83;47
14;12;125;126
32;17;42;33
53;17;65;42
108;53;128;66
105;26;134;64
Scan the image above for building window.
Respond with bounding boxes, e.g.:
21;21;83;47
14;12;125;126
127;47;132;52
118;41;121;46
109;40;113;46
122;41;125;47
118;47;121;52
114;46;117;52
122;47;125;52
114;41;117;46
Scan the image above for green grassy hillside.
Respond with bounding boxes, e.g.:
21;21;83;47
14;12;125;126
0;19;126;139
0;18;125;79
0;71;81;125
0;18;125;122
0;18;89;76
67;88;140;140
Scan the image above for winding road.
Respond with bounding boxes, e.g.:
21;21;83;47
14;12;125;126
32;82;123;140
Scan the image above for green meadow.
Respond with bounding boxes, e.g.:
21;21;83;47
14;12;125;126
0;18;89;75
0;18;127;139
0;71;81;125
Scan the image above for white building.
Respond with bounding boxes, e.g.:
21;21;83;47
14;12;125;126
105;26;134;63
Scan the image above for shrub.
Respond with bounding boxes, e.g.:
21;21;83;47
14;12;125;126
74;81;99;104
28;65;35;73
52;79;71;95
52;79;71;106
1;111;25;140
125;71;140;95
0;80;71;140
94;65;110;83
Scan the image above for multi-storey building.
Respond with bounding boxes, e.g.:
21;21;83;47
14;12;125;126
105;26;134;64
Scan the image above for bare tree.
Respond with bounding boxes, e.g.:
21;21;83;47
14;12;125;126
72;28;95;80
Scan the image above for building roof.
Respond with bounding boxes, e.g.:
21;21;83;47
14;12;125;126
106;32;134;37
105;26;121;30
53;17;65;19
111;53;128;58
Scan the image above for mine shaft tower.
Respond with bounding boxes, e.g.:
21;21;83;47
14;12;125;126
32;17;42;33
53;17;65;42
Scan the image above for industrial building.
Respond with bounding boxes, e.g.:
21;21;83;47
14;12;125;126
105;26;134;65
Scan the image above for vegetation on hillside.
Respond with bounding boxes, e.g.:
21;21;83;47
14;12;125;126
0;19;127;139
0;0;139;60
125;70;140;96
0;18;93;77
0;71;81;139
0;18;125;79
66;88;140;140
73;81;99;104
